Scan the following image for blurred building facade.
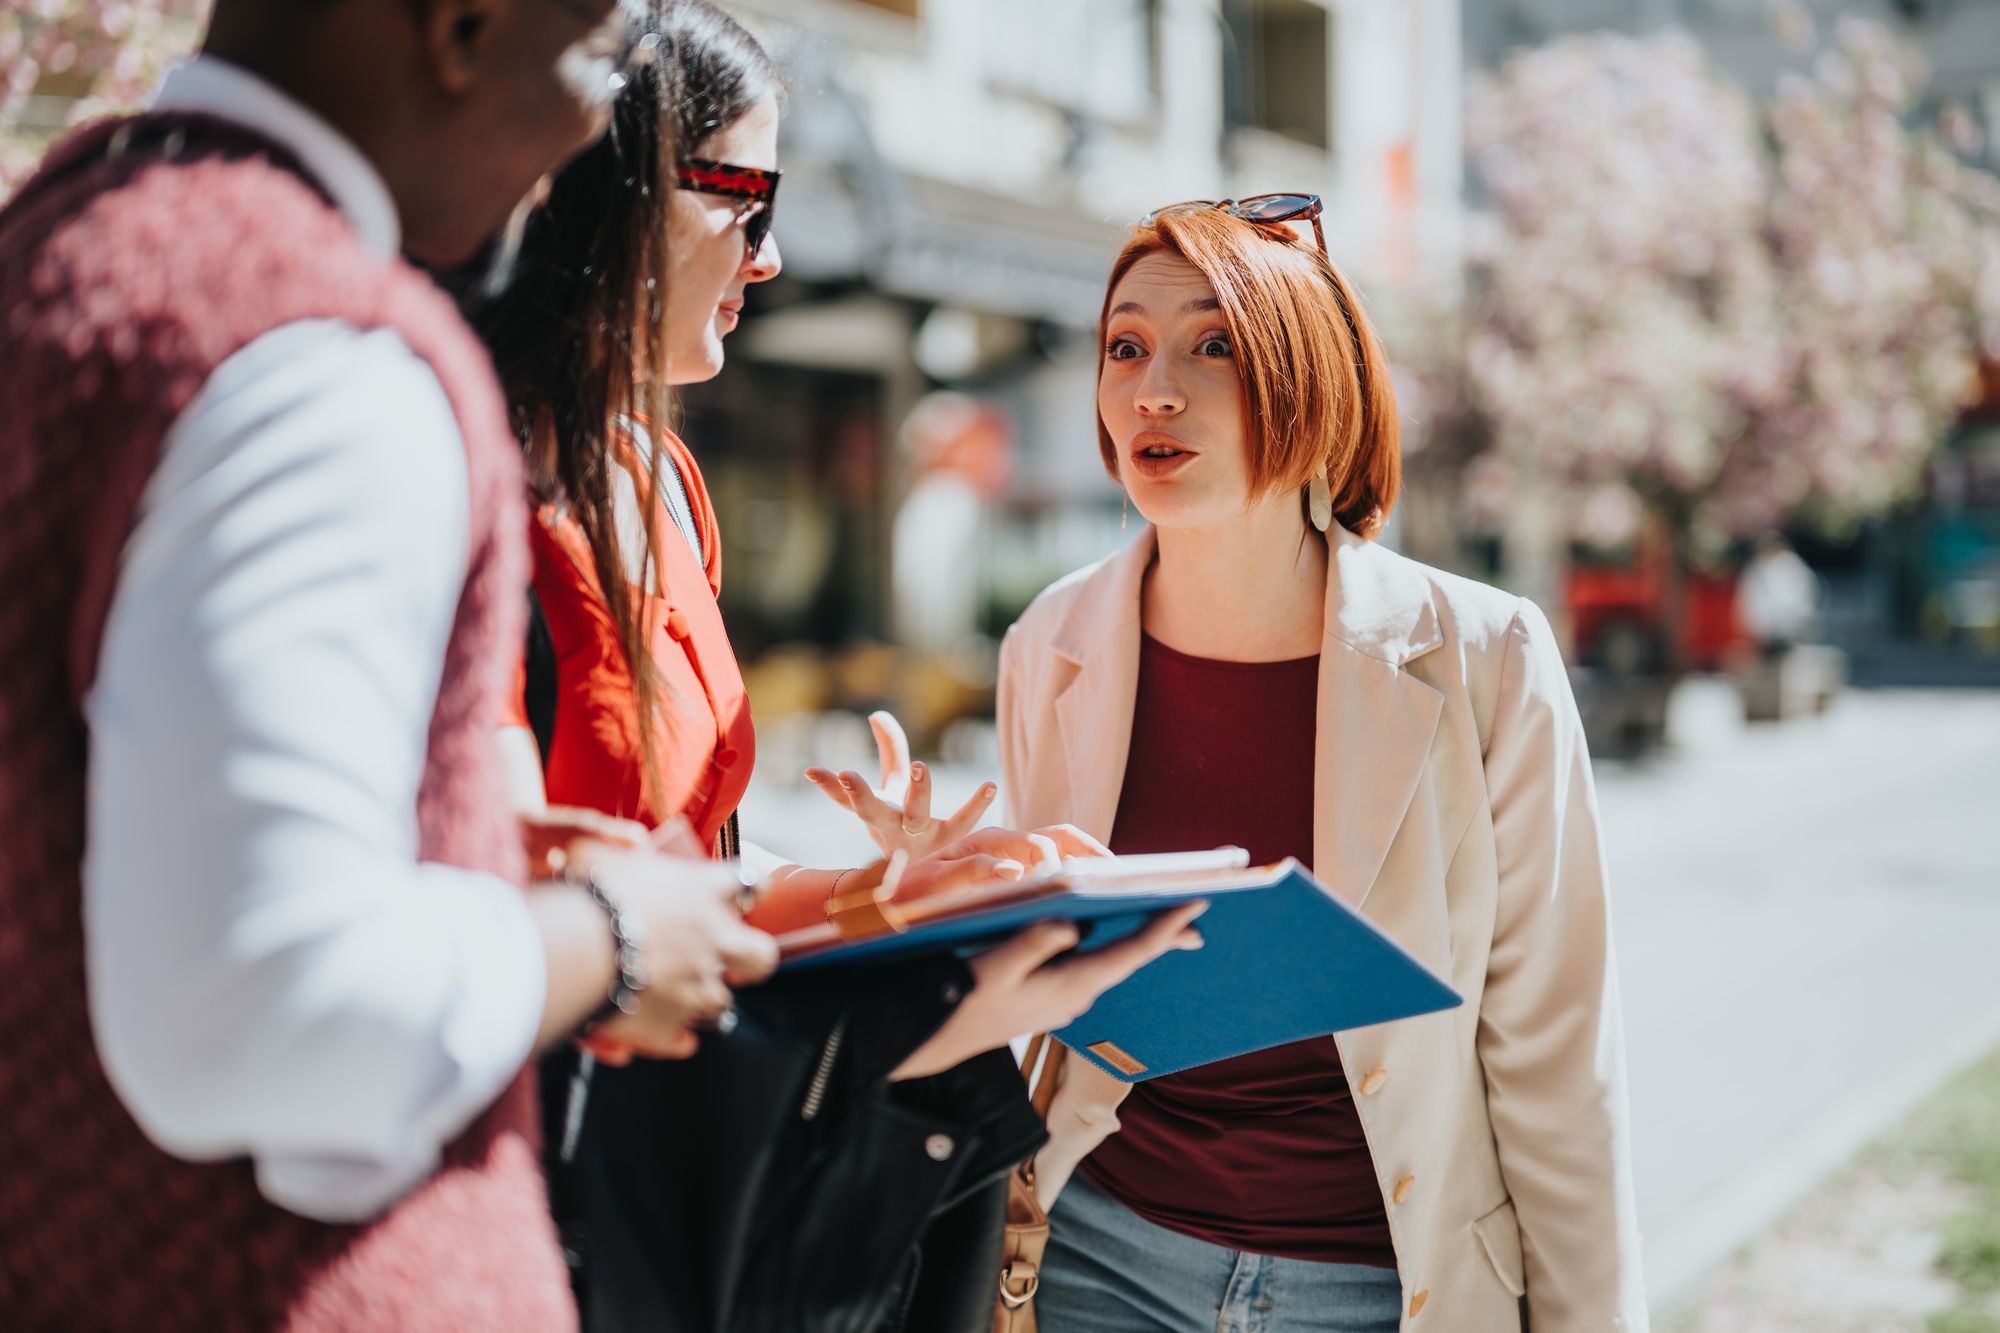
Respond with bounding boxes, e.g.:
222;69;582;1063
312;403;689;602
692;0;1465;741
1818;379;2000;686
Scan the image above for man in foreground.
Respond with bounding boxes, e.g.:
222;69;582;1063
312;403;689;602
0;0;773;1327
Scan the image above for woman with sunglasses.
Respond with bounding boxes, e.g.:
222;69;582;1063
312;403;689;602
482;0;1147;1016
473;5;1203;1328
996;201;1645;1332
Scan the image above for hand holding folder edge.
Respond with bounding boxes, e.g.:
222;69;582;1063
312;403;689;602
772;849;1464;1083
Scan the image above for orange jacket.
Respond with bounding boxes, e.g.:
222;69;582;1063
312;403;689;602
508;427;754;851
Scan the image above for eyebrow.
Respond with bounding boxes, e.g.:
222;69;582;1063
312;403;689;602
1109;296;1223;317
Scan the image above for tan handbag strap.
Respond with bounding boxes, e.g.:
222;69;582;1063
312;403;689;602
1021;1033;1064;1120
996;1034;1065;1332
997;1162;1049;1332
1019;1032;1046;1085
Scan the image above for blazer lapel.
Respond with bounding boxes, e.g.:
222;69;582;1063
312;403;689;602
1313;528;1447;909
1050;532;1153;843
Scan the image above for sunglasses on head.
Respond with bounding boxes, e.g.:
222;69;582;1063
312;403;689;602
675;158;783;258
1142;194;1326;255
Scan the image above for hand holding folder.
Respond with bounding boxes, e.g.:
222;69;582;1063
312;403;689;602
774;849;1463;1082
885;898;1209;1082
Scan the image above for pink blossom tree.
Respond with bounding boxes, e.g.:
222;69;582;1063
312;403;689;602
1464;19;2000;547
1720;19;2000;534
2;0;211;201
1465;30;1776;524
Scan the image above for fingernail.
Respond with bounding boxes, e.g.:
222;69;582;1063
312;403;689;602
996;859;1025;880
1178;931;1204;950
911;762;925;780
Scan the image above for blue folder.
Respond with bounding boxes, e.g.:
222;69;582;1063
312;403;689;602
773;852;1461;1083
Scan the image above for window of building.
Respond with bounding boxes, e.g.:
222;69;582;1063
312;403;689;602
984;0;1158;125
1222;0;1332;152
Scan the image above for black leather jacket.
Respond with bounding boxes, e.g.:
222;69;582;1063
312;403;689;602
543;954;1047;1333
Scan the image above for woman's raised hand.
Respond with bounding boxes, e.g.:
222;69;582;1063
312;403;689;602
804;710;997;860
888;901;1207;1082
888;823;1118;904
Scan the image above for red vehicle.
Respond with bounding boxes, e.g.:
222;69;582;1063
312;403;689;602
1565;555;1744;676
1562;547;1747;755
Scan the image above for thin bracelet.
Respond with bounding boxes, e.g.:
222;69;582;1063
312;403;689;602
567;865;649;1029
824;868;853;918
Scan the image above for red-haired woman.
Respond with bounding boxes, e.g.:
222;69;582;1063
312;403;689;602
996;200;1644;1332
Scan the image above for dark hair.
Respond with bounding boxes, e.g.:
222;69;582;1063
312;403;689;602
1097;209;1400;538
664;0;784;156
474;0;781;813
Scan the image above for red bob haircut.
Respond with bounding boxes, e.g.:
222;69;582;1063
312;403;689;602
1095;207;1400;538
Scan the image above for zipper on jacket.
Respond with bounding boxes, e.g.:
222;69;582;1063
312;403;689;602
559;1052;595;1163
800;1008;850;1121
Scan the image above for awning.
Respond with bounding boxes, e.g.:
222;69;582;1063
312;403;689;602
770;77;1124;328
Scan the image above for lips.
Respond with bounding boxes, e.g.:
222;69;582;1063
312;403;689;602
1129;432;1198;480
716;301;744;332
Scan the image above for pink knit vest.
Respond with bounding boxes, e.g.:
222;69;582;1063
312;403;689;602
0;115;571;1331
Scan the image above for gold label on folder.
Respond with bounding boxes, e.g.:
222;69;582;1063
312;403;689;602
1087;1041;1148;1076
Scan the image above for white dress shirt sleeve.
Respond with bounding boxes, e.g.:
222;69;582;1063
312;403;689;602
83;319;547;1224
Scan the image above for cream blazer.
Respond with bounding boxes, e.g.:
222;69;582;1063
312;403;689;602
996;526;1647;1333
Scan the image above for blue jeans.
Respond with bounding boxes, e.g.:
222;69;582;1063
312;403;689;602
1037;1173;1403;1333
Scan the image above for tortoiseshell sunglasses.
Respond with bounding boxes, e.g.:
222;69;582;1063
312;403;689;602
675;158;783;258
1142;194;1326;254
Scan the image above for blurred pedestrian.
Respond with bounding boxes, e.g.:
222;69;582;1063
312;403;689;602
1737;531;1819;655
892;390;1013;654
471;5;1205;1328
996;201;1646;1332
0;0;782;1328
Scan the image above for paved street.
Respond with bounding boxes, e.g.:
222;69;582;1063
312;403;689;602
739;688;2000;1316
1606;688;2000;1312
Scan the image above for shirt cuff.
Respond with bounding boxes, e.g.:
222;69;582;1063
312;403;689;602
255;866;547;1222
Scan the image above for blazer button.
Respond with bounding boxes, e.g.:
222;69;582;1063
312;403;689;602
665;610;691;640
1393;1175;1415;1205
1409;1289;1428;1316
1360;1068;1388;1097
925;1134;955;1161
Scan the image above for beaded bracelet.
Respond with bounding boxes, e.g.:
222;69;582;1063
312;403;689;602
567;865;649;1030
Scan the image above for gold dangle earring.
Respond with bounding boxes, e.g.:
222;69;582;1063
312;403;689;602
1307;463;1333;532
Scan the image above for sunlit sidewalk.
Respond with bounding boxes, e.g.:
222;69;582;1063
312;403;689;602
1606;689;2000;1311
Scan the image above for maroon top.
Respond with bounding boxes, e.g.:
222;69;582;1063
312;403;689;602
1079;634;1397;1268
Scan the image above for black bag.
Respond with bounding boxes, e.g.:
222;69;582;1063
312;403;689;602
544;954;1046;1333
